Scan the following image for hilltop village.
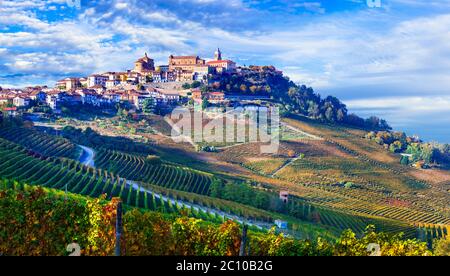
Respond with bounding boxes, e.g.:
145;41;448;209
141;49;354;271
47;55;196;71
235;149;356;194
0;49;282;114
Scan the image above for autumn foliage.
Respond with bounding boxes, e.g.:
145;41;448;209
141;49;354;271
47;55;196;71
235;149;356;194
0;181;441;256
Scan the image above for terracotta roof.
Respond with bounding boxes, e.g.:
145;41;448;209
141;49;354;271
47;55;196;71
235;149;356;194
171;56;199;59
207;60;234;64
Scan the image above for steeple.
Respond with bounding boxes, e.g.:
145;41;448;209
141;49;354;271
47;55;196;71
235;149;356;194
214;48;222;61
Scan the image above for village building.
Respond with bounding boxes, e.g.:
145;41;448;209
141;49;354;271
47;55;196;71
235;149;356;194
153;89;181;104
169;55;206;72
103;92;121;104
79;77;88;88
46;92;61;110
13;96;31;107
193;65;212;82
90;85;106;94
29;90;47;102
205;92;226;104
206;48;236;73
0;96;9;105
279;191;289;203
132;92;153;110
88;74;108;88
133;53;155;74
56;78;81;90
76;89;102;106
105;79;120;89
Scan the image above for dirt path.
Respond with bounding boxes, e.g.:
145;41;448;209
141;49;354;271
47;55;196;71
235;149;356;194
271;155;302;177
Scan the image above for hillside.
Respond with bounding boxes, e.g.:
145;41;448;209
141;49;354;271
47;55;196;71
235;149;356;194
1;102;449;254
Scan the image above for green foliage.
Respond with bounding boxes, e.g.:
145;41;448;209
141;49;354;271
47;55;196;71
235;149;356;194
209;180;271;210
400;155;410;165
366;130;449;166
61;126;154;155
142;98;155;114
191;81;201;89
201;97;209;109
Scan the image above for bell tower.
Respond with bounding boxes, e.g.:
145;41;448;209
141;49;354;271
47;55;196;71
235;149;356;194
214;48;222;61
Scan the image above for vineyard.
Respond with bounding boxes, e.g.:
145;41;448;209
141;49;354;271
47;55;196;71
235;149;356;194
416;223;450;247
0;126;79;159
282;196;419;238
0;138;284;225
94;148;213;195
1;116;449;250
1;182;438;256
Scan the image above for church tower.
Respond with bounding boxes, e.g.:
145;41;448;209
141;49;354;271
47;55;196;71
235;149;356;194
214;48;222;61
134;52;155;73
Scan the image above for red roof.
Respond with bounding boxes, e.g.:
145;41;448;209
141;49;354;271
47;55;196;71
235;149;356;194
3;107;17;111
171;56;199;59
207;60;234;64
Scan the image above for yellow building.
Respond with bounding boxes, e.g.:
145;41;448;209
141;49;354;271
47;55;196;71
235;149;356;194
169;55;205;72
133;53;155;73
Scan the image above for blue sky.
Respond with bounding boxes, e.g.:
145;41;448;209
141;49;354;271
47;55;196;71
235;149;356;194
1;0;450;142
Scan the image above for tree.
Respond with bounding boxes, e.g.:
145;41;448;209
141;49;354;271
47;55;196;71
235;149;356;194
324;107;335;122
400;155;409;165
307;102;320;118
191;81;201;89
201;97;209;109
336;108;345;122
142;98;155;114
345;113;365;127
209;179;224;198
145;75;153;83
240;84;247;93
389;141;403;153
182;83;191;89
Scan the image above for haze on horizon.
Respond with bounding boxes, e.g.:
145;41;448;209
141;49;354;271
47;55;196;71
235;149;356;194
1;0;449;142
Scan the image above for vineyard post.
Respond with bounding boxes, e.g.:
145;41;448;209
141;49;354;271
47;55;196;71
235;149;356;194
239;224;248;256
115;201;123;256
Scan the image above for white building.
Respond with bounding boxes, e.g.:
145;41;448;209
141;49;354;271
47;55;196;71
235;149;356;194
46;94;60;110
105;79;120;89
88;74;108;88
13;96;30;107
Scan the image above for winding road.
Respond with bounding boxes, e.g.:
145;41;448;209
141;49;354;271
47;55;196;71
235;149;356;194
78;145;95;168
77;144;273;230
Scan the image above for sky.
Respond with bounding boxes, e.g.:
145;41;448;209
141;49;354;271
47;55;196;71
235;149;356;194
0;0;449;142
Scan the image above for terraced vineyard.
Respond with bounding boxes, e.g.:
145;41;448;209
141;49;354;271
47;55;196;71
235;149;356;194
0;138;275;224
95;148;213;195
286;197;418;238
0;126;79;159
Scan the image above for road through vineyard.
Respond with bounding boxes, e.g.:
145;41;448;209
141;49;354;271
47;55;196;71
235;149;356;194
77;144;272;230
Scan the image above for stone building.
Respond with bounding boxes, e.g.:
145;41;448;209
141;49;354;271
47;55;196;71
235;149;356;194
133;53;155;74
168;55;206;72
